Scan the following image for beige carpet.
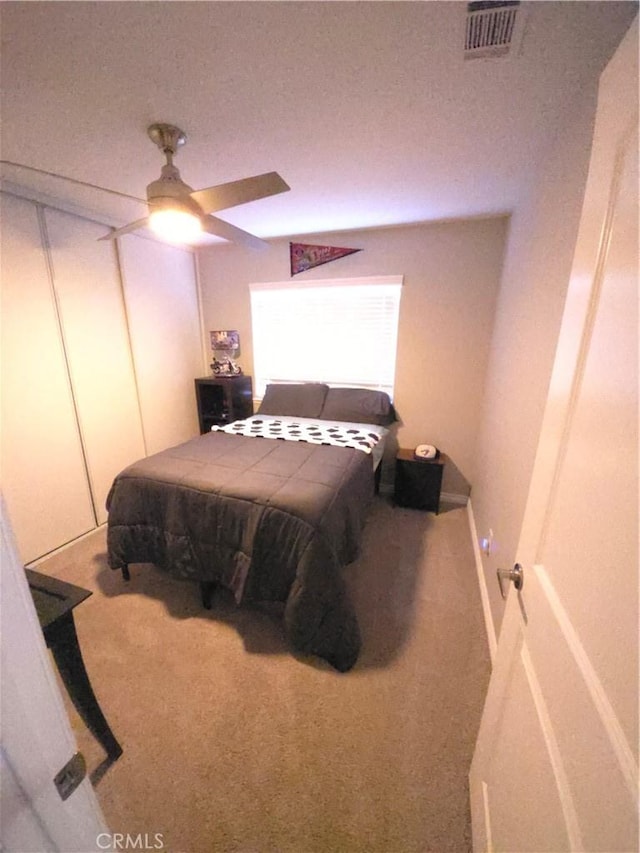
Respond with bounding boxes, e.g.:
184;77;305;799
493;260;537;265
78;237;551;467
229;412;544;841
36;497;490;853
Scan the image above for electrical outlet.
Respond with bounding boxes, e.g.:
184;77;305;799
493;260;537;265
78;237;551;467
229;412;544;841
481;528;493;556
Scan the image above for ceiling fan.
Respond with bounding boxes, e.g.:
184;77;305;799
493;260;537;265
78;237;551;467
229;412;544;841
0;123;289;249
97;123;290;248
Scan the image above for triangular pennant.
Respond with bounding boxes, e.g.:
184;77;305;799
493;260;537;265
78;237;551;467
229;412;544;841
290;242;361;276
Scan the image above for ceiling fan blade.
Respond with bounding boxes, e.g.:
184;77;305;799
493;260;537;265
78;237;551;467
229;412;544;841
201;215;268;251
190;172;290;215
0;159;147;204
98;217;149;241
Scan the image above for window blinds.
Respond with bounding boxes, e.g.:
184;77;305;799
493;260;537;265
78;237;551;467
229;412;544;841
250;276;402;398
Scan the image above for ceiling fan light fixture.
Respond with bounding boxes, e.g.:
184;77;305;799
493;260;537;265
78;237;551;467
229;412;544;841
95;122;289;247
148;206;202;243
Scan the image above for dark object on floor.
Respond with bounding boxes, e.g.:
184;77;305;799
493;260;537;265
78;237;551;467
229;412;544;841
394;449;446;513
26;568;123;762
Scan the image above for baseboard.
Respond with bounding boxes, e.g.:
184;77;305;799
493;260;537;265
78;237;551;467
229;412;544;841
467;498;497;664
26;524;106;568
441;491;469;506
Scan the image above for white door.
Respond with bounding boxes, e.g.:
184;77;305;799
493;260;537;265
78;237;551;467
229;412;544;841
44;207;147;524
0;193;96;561
0;497;110;852
470;19;638;853
117;234;203;454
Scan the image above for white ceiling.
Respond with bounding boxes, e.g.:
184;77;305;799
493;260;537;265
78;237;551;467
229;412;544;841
0;1;636;246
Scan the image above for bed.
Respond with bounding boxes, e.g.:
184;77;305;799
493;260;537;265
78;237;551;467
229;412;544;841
106;383;395;671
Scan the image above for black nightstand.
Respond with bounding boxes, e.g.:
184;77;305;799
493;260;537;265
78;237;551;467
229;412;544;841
195;376;253;433
394;449;446;513
26;569;122;762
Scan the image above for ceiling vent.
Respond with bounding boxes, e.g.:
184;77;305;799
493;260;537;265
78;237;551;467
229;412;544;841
464;1;524;60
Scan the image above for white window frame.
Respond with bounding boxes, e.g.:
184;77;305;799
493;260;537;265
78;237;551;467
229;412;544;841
250;275;403;399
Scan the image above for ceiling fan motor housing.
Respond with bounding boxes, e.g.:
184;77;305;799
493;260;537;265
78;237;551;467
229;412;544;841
146;163;202;217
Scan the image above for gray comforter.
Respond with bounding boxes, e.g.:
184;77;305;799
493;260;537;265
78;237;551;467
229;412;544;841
106;431;374;671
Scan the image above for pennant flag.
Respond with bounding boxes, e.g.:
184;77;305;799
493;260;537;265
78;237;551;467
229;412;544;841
290;242;361;276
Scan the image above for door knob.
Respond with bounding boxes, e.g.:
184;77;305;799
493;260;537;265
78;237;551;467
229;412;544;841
496;563;523;599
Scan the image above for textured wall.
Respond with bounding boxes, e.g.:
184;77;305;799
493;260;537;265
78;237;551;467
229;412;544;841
197;217;508;497
471;89;599;636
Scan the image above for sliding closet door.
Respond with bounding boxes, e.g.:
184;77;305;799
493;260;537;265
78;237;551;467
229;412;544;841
44;208;146;525
0;194;95;561
118;235;202;454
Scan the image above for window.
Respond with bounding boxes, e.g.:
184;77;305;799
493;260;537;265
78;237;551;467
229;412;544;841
250;275;402;399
